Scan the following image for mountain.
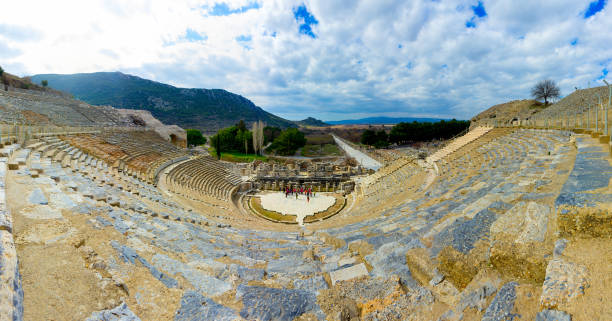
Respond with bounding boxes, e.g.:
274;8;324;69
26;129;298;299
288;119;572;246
296;117;329;127
326;116;449;125
30;72;295;134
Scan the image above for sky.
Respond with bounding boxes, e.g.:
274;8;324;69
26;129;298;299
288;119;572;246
1;0;611;121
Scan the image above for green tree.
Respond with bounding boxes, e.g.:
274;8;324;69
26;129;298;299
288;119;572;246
41;80;48;88
361;129;377;146
186;129;206;146
270;128;306;156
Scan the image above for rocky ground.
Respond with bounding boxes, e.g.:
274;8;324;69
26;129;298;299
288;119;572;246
0;129;611;320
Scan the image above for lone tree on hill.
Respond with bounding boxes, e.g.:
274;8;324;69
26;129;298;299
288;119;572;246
41;80;48;88
531;79;560;106
0;66;7;91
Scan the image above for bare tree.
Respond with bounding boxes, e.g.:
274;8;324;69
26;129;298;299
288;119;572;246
531;79;561;106
252;121;259;155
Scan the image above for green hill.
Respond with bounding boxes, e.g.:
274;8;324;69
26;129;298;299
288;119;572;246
30;72;295;134
296;117;329;127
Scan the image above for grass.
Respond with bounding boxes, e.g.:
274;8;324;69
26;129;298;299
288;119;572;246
249;197;297;224
303;194;346;223
305;134;334;145
300;144;342;157
208;147;268;162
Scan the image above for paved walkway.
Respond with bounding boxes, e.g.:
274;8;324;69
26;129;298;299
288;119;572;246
332;135;382;170
259;192;335;225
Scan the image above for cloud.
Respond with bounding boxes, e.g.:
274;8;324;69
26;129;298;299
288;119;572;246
1;0;612;121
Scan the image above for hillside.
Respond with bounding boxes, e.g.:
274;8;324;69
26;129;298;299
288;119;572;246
30;72;295;134
535;86;611;119
471;99;544;126
327;116;446;125
296;117;329;127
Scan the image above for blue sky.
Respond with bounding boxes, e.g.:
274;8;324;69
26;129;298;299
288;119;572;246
1;0;611;121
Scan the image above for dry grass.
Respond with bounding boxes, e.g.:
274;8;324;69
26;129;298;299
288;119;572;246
249;196;297;224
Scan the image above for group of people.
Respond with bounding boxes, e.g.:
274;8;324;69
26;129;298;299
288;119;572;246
283;186;316;202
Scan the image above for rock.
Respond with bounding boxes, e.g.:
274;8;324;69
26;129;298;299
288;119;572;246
293;275;329;294
111;241;178;288
459;282;496;312
236;285;318;321
0;230;24;321
535;309;571;321
28;188;48;205
490;201;549;244
85;302;140;321
482;282;518;321
329;263;369;286
365;239;423;287
151;254;230;296
231;264;264;282
540;258;589;309
174;291;238;321
553;239;568;257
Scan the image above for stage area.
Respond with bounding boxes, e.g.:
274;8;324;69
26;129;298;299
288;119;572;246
259;192;336;225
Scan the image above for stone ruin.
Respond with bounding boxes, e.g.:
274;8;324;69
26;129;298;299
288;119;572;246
0;86;610;321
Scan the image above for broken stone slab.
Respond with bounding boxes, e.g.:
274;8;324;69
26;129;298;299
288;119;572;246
482;282;518;321
85;302;140;321
293;275;329;295
535;309;571;321
28;188;48;205
329;263;368;286
174;291;238;321
553;239;568;257
0;230;24;321
236;285;319;321
540;258;589;309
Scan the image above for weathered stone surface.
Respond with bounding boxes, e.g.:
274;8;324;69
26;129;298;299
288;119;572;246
541;258;589;309
482;282;518;321
28;188;48;205
236;285;318;321
174;291;238;321
86;302;140;321
152;254;231;296
535;309;571;321
553;239;568;257
365;239;422;287
329;263;369;286
490;201;550;244
111;241;178;288
0;230;24;321
293;275;328;294
459;282;496;312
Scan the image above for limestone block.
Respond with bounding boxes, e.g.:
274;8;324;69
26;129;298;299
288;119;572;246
535;309;571;321
235;285;318;321
0;230;24;321
490;201;550;244
85;302;140;321
329;263;368;286
482;282;518;321
540;258;588;309
174;291;237;321
28;188;48;205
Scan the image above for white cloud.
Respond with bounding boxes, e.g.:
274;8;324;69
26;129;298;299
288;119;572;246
0;0;611;121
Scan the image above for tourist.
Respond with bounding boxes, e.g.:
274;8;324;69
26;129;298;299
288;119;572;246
307;194;310;202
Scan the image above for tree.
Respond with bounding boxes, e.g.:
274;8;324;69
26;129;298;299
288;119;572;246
270;128;306;156
361;129;377;146
252;120;265;155
0;66;6;91
531;79;560;106
186;129;206;146
41;80;48;88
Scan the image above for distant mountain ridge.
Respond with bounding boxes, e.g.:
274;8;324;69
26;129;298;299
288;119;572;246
30;72;295;134
326;116;450;125
296;117;329;127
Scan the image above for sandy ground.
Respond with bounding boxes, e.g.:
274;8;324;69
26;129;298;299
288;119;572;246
259;192;335;225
